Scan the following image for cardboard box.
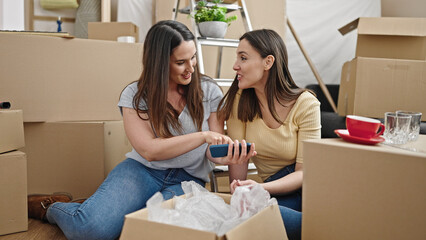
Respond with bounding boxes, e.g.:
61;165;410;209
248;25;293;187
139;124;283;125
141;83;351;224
0;151;28;235
120;193;287;240
339;17;426;60
22;121;132;199
0;110;25;154
337;57;426;121
88;22;139;42
302;136;426;240
0;33;143;122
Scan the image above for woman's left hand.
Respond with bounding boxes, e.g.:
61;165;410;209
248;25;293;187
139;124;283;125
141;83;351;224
230;179;260;194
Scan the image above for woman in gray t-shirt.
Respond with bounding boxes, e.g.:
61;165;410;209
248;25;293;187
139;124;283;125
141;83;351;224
28;20;255;240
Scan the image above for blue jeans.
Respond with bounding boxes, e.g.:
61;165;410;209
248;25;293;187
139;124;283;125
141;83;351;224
265;163;302;240
46;158;204;240
265;163;302;211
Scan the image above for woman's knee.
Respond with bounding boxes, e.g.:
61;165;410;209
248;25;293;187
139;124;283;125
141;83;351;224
64;218;122;240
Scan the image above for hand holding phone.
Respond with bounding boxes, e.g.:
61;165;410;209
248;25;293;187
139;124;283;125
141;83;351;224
209;143;252;158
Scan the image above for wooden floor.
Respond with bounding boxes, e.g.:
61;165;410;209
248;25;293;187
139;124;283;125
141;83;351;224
0;219;66;240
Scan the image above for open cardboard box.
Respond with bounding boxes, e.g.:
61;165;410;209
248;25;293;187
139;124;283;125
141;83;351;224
0;110;25;154
337;57;426;120
120;193;287;240
339;17;426;60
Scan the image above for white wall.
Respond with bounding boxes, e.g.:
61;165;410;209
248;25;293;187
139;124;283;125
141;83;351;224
117;0;153;43
0;0;25;30
285;0;381;87
0;1;2;28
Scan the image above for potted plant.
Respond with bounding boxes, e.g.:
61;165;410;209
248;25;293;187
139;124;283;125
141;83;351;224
193;0;237;38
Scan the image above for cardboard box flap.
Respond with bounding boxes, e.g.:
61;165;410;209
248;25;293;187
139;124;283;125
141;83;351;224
121;196;220;240
122;212;218;240
225;204;287;240
0;110;25;154
339;17;426;36
339;18;360;36
337;59;357;117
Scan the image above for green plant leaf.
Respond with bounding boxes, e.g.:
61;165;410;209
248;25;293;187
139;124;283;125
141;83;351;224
192;0;237;24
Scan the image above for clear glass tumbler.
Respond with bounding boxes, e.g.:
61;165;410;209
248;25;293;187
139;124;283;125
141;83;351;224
396;111;422;142
383;112;412;145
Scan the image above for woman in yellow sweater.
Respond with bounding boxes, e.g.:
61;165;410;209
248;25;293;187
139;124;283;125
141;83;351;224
218;29;321;239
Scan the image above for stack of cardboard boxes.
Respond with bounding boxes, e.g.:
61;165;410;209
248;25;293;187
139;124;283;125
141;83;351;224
337;17;426;121
0;110;27;235
0;33;143;199
302;17;426;239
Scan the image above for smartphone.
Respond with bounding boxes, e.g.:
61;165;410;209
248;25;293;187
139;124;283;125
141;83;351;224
209;143;252;158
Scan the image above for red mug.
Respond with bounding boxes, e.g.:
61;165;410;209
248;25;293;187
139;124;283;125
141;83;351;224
346;115;385;139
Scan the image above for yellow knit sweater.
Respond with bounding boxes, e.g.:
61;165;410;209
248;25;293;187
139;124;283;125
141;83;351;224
227;91;321;181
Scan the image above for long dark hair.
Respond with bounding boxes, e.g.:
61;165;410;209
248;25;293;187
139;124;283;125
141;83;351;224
132;20;204;138
218;29;310;123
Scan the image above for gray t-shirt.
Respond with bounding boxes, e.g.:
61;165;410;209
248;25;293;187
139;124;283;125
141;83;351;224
118;77;223;182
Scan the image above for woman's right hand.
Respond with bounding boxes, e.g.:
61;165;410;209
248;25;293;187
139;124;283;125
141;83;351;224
202;131;233;145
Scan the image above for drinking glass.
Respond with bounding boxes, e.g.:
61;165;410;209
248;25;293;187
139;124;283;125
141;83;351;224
383;112;412;145
396;111;422;142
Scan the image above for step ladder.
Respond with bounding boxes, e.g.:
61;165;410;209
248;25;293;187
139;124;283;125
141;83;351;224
173;0;253;87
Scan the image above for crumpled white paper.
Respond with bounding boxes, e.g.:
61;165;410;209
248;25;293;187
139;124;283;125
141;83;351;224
147;181;277;236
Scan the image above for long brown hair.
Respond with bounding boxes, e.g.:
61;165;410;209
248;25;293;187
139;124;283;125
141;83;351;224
132;20;204;138
218;29;311;123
